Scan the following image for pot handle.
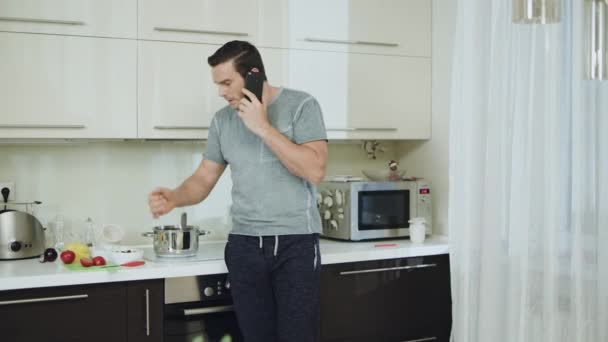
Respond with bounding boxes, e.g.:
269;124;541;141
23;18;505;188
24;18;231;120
198;230;211;236
141;232;155;237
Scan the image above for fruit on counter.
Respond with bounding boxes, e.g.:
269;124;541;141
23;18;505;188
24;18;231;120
64;242;90;263
92;256;106;266
80;257;93;267
38;248;58;263
60;250;76;264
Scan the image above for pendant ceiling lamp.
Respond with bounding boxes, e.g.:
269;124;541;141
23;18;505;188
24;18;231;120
586;0;608;80
513;0;561;24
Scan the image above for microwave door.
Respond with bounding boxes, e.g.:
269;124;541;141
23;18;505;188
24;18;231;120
353;189;411;240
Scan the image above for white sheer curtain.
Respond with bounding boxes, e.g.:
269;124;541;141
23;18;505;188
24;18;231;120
448;0;608;341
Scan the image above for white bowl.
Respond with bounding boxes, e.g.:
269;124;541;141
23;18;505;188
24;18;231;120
109;247;144;265
361;169;406;181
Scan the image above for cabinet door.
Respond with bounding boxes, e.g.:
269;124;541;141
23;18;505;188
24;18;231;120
138;0;258;44
138;42;286;139
320;254;452;342
127;279;164;342
0;283;127;342
288;50;431;140
0;0;136;38
138;41;222;139
259;0;431;57
0;33;137;138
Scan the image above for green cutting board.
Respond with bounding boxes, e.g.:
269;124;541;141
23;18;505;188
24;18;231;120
63;262;119;272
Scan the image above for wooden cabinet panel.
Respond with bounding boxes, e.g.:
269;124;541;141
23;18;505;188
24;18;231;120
138;0;258;44
137;42;287;139
320;254;452;342
137;41;221;139
259;0;431;57
0;0;136;38
0;283;128;342
287;49;431;140
0;32;137;138
127;279;164;342
0;279;165;342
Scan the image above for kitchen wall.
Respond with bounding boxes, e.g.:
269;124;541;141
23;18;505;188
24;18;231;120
0;141;398;244
397;0;457;236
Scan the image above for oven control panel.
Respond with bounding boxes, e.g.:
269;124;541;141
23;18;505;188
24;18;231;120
197;274;232;300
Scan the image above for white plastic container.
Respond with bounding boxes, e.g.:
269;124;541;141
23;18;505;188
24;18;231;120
408;217;427;243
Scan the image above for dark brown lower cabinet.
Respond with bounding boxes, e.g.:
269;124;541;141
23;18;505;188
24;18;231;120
320;254;452;342
127;279;164;342
0;279;163;342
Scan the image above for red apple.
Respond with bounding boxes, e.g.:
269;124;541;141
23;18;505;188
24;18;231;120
92;256;106;266
60;250;76;264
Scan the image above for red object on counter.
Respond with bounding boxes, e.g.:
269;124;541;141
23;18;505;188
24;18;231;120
120;260;145;267
374;243;397;248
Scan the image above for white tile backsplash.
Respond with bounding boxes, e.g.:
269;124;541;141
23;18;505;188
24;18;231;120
0;141;397;244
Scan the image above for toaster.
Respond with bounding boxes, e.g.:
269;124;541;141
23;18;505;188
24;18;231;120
0;187;45;260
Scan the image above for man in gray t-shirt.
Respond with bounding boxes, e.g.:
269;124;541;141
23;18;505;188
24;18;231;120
148;41;327;342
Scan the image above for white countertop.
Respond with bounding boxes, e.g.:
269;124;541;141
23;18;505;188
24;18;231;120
0;235;448;291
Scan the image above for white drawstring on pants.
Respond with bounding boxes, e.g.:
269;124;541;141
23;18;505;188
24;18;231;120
258;235;279;257
274;235;279;257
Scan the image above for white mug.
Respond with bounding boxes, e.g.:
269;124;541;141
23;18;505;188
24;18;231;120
408;217;426;243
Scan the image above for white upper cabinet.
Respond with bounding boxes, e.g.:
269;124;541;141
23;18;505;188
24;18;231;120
138;0;258;44
0;0;136;38
259;0;431;57
138;42;287;139
0;33;137;138
286;50;431;139
138;41;224;139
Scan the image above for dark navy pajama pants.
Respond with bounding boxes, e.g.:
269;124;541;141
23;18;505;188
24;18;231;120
224;233;321;342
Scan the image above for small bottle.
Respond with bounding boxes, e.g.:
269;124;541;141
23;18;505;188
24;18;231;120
54;214;65;250
83;217;95;247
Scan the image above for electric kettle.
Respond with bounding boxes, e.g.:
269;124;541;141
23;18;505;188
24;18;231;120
0;187;45;260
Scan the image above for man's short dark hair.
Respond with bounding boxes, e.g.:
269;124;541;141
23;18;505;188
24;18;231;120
208;40;267;81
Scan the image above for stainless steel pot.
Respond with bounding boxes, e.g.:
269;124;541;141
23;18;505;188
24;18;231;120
142;213;210;257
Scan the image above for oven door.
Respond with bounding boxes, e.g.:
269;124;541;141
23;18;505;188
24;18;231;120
165;300;243;342
165;275;243;342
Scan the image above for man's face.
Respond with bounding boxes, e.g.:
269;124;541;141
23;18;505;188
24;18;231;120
211;61;245;109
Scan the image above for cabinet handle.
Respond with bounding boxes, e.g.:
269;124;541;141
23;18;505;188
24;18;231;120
154;27;248;37
339;263;437;276
184;305;235;316
0;294;88;306
326;127;397;132
145;289;150;337
0;17;85;25
304;37;399;47
0;124;86;129
401;337;438;342
153;125;210;130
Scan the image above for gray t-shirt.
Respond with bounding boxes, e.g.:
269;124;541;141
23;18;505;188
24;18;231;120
203;88;327;236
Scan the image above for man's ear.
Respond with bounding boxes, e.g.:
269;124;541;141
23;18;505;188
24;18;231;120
251;67;259;73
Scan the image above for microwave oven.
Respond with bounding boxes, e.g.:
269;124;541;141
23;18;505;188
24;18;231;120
317;180;431;241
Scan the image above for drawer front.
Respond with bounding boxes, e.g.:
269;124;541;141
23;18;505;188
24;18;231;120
0;283;128;342
320;254;451;342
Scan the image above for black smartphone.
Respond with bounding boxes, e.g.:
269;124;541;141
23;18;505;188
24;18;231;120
244;70;264;103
